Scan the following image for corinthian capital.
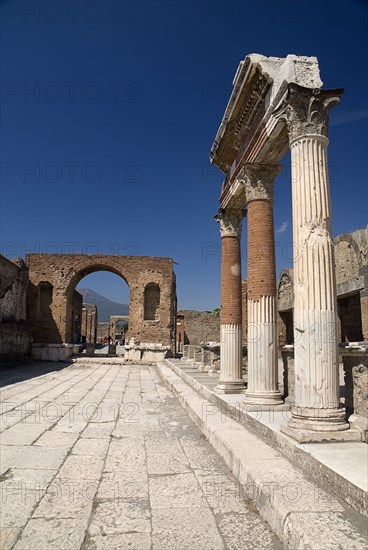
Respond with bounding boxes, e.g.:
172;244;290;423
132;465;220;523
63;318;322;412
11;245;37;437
238;164;282;204
215;208;244;238
273;83;344;143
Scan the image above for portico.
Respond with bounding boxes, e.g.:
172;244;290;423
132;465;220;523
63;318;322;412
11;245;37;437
210;54;357;440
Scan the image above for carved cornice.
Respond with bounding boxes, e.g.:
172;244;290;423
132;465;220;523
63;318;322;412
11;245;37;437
210;68;271;173
238;164;282;203
214;208;244;238
273;83;344;142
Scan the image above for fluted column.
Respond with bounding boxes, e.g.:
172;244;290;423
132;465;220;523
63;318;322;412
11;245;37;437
240;165;283;406
215;209;246;393
279;84;349;435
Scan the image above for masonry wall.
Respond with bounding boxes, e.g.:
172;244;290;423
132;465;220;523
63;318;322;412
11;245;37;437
177;309;220;345
275;227;368;345
26;254;176;351
0;255;31;361
81;304;98;344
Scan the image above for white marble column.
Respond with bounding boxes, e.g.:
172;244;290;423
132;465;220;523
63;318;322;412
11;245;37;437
215;209;246;393
279;85;349;436
240;165;284;407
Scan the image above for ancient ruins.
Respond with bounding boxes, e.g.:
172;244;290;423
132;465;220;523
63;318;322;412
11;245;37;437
0;52;367;549
209;54;367;442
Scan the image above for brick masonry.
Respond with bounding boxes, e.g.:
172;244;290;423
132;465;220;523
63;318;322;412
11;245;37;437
176;310;220;346
220;236;242;324
26;254;176;350
247;199;276;301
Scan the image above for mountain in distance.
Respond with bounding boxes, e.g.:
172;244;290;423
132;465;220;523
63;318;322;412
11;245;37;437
78;288;129;323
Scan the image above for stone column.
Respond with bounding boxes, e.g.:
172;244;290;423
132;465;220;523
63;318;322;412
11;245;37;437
280;84;349;436
215;209;246;393
241;165;283;406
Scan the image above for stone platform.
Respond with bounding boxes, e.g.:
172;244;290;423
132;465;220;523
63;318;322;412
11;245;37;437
157;359;368;549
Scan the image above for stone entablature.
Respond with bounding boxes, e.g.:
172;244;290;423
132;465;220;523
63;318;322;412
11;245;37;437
26;254;176;354
211;54;323;207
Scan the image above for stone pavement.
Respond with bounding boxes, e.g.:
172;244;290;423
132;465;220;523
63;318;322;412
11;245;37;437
157;361;368;550
0;361;283;550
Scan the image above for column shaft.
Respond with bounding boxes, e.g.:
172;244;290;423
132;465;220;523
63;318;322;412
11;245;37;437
216;211;245;393
245;196;282;404
288;134;347;431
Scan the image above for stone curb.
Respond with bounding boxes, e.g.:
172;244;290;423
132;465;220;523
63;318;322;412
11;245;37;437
165;359;367;518
157;361;368;550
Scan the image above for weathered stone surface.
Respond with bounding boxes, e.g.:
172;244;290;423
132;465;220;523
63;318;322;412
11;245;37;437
13;518;89;550
1;361;282;549
0;255;31;361
151;507;224;550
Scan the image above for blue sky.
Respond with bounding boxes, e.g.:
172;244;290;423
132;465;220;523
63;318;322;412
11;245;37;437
1;0;367;309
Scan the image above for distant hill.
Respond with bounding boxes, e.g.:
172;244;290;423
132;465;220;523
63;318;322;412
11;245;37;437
78;288;129;322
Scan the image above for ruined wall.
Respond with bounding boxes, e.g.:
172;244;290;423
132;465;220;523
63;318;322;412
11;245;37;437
26;254;176;350
274;228;368;344
81;303;98;344
0;255;31;361
334;227;368;341
177;309;220;345
97;322;109;342
71;291;82;344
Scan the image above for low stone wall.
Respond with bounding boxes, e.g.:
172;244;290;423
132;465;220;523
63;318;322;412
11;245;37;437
0;324;31;362
31;343;77;361
343;347;368;442
183;343;247;377
125;340;172;363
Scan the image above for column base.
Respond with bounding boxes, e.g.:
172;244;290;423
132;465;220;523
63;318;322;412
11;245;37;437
280;406;359;442
216;379;246;394
244;390;284;408
280;424;362;443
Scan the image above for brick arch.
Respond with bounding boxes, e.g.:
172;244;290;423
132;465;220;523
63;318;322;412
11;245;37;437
65;257;131;296
26;254;176;349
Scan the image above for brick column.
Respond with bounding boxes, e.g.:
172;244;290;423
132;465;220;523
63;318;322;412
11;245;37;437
241;165;283;406
215;209;246;393
278;85;350;439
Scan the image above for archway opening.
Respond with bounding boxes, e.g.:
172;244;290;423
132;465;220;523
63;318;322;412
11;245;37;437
68;269;130;348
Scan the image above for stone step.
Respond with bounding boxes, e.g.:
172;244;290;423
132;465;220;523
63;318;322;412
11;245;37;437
157;360;368;550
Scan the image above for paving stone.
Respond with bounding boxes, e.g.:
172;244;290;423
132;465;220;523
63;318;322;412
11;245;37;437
149;472;205;509
98;471;148;501
196;472;247;514
34;430;79;448
0;445;68;471
180;435;227;473
72;438;109;457
151;507;224;550
84;533;151;550
0;526;22;550
57;455;104;480
33;477;97;519
81;422;115;439
146;436;190;475
12;518;88;550
89;500;151;536
0;469;56;528
0;363;284;549
217;511;283;550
